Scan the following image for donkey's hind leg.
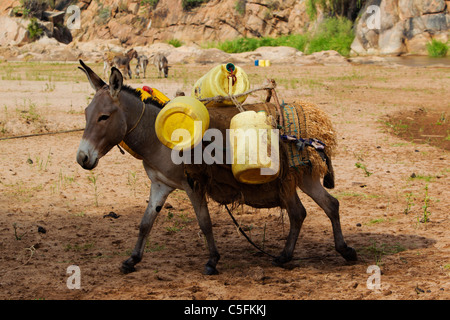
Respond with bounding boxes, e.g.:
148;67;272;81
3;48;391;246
298;174;357;262
273;192;307;266
183;181;220;275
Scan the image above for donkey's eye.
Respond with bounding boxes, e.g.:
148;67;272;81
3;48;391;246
98;115;110;122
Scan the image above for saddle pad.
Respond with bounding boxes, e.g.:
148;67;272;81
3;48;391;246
282;103;310;167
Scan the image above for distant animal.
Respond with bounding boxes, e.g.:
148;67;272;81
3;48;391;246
76;60;358;276
135;55;149;79
153;52;169;78
103;48;138;79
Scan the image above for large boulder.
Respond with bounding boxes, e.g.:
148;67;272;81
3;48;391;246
0;16;31;46
351;0;449;56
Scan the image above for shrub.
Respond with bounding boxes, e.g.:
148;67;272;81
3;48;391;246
306;17;354;56
427;39;448;58
27;18;43;40
168;39;183;48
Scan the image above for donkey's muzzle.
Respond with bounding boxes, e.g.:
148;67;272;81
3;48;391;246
77;140;99;170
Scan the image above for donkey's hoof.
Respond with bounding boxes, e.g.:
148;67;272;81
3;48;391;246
120;259;137;274
272;254;291;267
342;246;358;262
203;263;219;275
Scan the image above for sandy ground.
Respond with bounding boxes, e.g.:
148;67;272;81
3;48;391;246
0;61;449;300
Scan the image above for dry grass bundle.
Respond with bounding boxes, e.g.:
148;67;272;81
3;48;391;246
283;100;337;179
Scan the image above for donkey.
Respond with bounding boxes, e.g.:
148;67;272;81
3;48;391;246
135;54;149;79
103;48;138;80
76;60;357;275
153;52;169;78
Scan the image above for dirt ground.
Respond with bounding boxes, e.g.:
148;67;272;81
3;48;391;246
0;60;449;300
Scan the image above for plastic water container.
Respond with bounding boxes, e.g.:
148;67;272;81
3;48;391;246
259;60;266;67
192;63;250;107
137;86;170;105
229;111;280;184
155;96;210;150
254;60;259;66
264;60;271;67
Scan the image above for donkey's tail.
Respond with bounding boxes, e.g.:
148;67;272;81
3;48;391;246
323;154;335;189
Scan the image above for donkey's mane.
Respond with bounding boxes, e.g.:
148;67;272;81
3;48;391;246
121;84;165;109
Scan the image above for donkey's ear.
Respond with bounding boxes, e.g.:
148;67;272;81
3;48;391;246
109;67;123;99
78;59;106;91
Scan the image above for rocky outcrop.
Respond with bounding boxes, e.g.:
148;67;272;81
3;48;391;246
351;0;449;55
67;0;312;45
0;16;31;47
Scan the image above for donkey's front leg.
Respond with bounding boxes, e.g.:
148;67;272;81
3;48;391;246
120;181;174;274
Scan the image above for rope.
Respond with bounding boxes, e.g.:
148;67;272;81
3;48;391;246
197;79;277;105
125;100;146;135
228;75;245;113
0;128;84;141
224;204;277;259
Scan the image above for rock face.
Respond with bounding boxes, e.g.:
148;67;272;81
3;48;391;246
351;0;450;55
0;16;31;47
71;0;311;45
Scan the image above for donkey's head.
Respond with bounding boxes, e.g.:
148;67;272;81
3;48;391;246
76;60;127;170
127;48;138;60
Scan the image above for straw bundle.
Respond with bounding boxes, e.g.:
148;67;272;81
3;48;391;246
281;100;337;179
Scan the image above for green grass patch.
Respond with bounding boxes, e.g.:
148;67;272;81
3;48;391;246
168;39;183;48
408;173;435;182
213;34;309;54
306;17;354;56
427;39;448;58
208;17;354;56
361;241;406;264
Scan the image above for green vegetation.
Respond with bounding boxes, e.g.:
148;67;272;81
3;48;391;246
214;34;309;53
209;17;354;56
427;39;449;58
17;99;41;123
420;184;431;223
362;241;406;265
355;162;373;177
306;17;354;56
404;192;414;215
27;18;43;41
234;0;246;15
97;6;111;24
168;39;184;48
87;172;100;207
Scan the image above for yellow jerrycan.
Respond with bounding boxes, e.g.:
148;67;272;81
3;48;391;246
155;96;210;150
192;63;250;107
136;86;170;105
229;111;280;184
